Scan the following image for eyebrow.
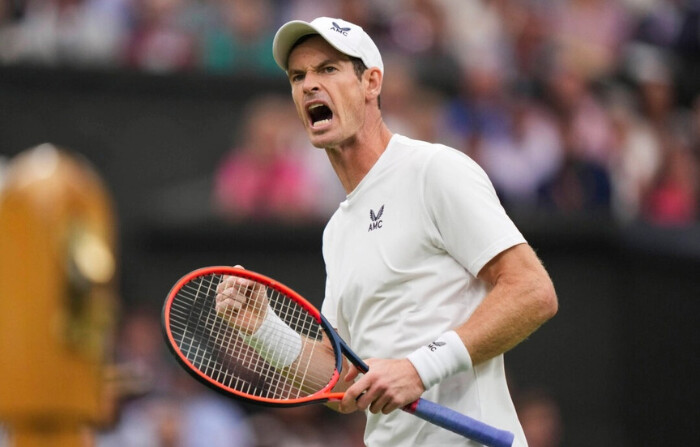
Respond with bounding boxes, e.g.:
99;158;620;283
288;57;348;78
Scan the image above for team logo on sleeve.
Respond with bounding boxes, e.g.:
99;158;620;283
368;205;384;232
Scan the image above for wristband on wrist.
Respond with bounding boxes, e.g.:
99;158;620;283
406;330;472;390
242;305;302;369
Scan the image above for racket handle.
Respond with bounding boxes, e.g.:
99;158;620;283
336;333;513;445
403;398;514;447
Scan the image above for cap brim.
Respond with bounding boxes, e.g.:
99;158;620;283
272;21;320;71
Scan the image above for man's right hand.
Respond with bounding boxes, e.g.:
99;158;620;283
215;266;269;335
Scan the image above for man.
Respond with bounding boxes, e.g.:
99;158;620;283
271;16;557;446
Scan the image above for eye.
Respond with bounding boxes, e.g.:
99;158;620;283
322;66;337;74
290;73;304;83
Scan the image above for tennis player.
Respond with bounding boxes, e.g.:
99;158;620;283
270;17;558;446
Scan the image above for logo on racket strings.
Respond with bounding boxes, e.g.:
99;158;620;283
368;205;384;232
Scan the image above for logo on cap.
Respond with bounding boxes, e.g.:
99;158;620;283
331;21;351;36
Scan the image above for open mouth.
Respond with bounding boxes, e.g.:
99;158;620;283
307;103;333;128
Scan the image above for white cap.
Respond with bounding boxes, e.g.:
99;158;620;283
272;17;383;74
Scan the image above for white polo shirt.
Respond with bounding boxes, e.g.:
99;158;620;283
321;134;528;446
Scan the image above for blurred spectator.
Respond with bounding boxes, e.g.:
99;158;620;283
386;0;461;94
98;389;256;447
98;310;256;447
631;0;700;105
281;0;339;23
673;2;700;106
477;95;563;210
548;0;630;81
213;95;337;222
607;89;663;222
336;0;375;29
0;0;128;66
631;0;682;48
381;54;446;143
538;57;614;215
537;54;615;215
544;58;614;167
537;118;612;215
248;405;364;447
442;57;513;158
437;0;513;80
0;0;12;24
627;43;679;135
642;142;699;226
379;55;420;137
506;2;554;93
516;388;563;447
112;307;177;396
199;0;278;75
125;0;196;72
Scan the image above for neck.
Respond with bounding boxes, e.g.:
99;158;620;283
325;119;393;194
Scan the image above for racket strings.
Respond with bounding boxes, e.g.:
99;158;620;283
168;273;335;401
171;280;295;398
172;277;287;397
222;275;334;398
224;278;334;397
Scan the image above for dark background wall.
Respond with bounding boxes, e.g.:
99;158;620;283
2;66;698;446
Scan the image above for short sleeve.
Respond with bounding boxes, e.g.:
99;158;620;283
423;147;526;276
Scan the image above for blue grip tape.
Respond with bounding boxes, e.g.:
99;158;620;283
409;398;514;447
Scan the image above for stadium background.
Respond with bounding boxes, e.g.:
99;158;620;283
1;1;699;446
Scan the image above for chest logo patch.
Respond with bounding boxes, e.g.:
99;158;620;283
368;205;384;232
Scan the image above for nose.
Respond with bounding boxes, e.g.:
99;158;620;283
301;72;320;94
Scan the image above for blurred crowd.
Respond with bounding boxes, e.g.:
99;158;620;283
2;0;699;226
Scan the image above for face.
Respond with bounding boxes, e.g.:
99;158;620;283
287;36;368;149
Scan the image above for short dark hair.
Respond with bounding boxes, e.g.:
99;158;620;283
349;57;367;80
349;57;381;109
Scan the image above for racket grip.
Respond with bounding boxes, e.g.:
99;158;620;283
403;398;514;447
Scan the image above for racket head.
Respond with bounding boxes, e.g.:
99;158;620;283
161;266;343;407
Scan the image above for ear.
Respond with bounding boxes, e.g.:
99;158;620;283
364;67;383;103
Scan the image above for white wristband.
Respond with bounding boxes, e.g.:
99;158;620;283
406;331;472;390
242;306;302;369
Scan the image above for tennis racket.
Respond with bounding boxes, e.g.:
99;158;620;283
161;266;514;447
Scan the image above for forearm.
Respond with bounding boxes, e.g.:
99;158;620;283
283;334;337;395
237;305;338;397
407;244;557;390
457;270;556;365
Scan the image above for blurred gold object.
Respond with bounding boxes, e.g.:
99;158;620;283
71;228;115;286
0;144;119;447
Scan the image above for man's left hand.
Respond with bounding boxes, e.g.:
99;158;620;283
339;358;425;414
